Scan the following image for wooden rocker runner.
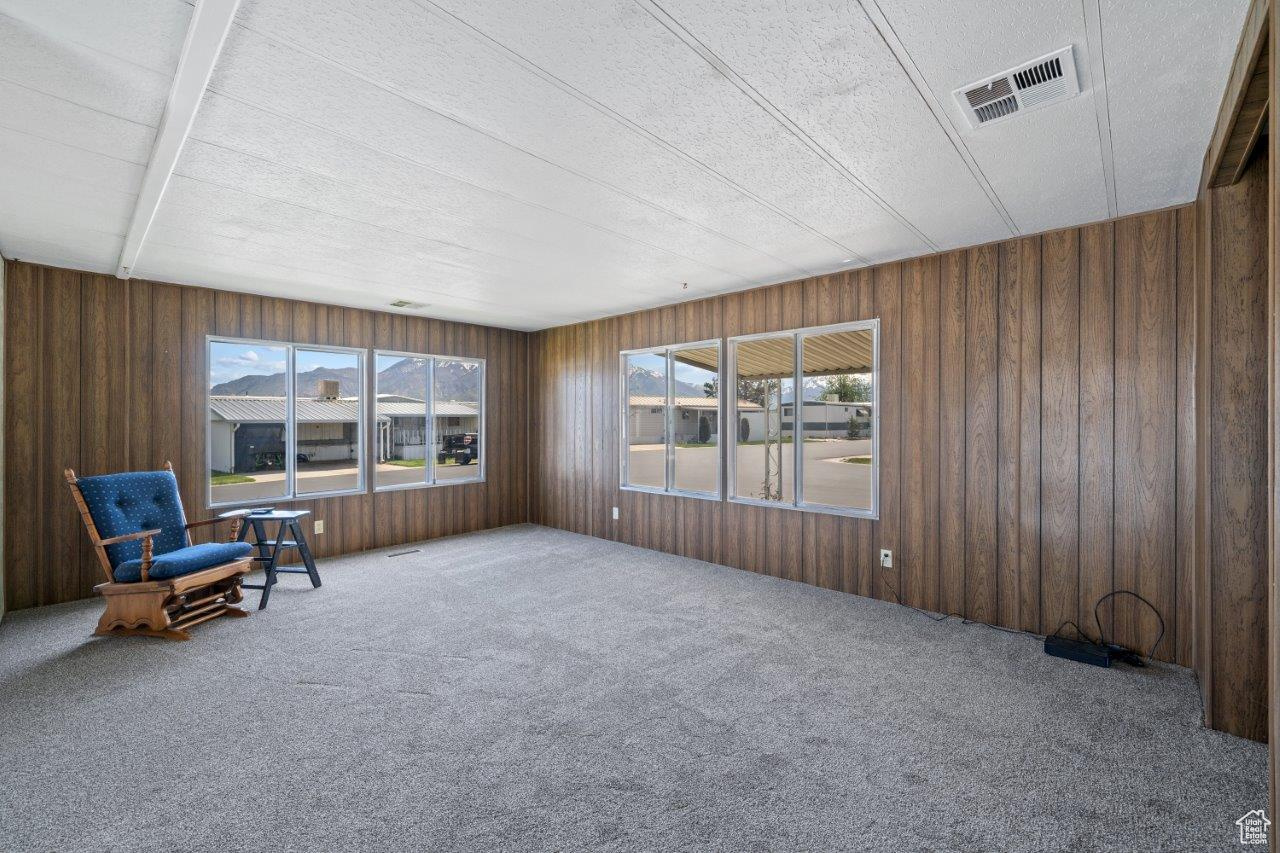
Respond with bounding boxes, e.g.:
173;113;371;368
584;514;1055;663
65;462;255;640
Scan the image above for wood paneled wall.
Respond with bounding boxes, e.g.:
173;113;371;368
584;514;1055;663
1195;150;1271;741
2;260;528;611
529;206;1201;674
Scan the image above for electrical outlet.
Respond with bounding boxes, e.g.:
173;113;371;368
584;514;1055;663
880;548;892;568
314;520;324;535
612;506;619;521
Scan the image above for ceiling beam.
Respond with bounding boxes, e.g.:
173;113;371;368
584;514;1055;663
116;0;240;279
1201;0;1270;190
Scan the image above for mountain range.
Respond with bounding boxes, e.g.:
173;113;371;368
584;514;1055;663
210;357;481;401
627;365;708;398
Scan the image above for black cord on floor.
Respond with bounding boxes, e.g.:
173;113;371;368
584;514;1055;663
879;569;1166;664
880;574;1046;642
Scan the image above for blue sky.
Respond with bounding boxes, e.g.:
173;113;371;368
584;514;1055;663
209;341;286;387
209;342;357;388
674;359;715;386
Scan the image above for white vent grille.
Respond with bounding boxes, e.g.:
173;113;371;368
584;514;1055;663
953;46;1079;129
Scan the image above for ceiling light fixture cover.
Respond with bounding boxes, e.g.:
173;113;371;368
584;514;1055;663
953;46;1080;130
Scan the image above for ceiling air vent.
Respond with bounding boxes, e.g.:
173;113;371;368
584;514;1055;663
953;46;1079;129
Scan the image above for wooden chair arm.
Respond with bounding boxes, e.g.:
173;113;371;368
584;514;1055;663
98;529;159;582
98;528;161;546
186;510;250;542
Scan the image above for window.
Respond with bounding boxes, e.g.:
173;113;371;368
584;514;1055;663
620;340;721;498
374;352;484;489
729;320;878;518
208;338;366;507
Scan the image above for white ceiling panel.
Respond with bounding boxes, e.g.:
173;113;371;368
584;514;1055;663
204;26;794;285
648;0;1013;251
0;12;173;127
0;127;145;195
868;0;1112;235
0;1;186;273
230;0;844;275
1101;0;1251;215
174;110;739;300
151;170;678;308
135;243;578;329
0;0;1253;329
0;222;123;274
423;0;930;263
0;163;135;232
0;0;191;74
0;79;155;164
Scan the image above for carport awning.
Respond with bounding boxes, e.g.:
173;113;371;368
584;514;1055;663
675;331;873;379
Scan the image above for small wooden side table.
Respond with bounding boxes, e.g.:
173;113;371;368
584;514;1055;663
223;509;321;610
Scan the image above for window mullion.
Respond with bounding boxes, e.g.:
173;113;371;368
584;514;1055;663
285;344;296;500
794;333;803;508
427;357;436;486
670;348;680;491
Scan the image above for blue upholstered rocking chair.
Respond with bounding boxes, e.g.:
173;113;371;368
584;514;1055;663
65;462;255;640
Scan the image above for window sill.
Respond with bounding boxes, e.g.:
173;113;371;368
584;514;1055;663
727;495;878;520
374;477;486;493
620;484;722;502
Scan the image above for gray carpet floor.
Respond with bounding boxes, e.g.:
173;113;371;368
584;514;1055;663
0;524;1267;852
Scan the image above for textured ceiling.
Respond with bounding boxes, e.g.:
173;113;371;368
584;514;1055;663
0;0;1251;331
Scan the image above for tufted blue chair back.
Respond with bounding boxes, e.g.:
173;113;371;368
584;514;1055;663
76;470;190;569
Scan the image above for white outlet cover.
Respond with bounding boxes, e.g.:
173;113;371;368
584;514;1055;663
880;549;892;568
612;506;619;521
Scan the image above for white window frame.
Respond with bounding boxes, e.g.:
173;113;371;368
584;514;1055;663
373;350;486;492
206;336;367;508
727;319;879;520
619;339;723;500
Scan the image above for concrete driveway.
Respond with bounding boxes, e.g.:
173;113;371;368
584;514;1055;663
628;438;873;509
210;459;480;504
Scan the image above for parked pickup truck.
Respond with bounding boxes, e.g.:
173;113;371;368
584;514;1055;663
437;432;479;465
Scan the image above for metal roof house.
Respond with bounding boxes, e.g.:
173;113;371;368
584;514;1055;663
209;394;480;474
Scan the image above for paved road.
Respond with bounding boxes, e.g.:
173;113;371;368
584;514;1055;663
210;460;479;503
628;438;873;509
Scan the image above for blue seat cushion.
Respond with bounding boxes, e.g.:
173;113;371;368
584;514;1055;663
114;541;254;583
77;470;189;568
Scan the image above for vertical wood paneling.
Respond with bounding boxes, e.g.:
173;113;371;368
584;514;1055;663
127;280;154;471
1114;211;1177;658
938;252;967;617
874;265;902;600
4;263;37;606
523;205;1214;685
900;258;939;610
1016;238;1042;634
1079;221;1116;643
1205;154;1269;738
996;240;1023;628
1174;205;1197;670
4;262;527;611
965;245;999;624
43;269;83;601
80;274;130;591
7;196;1247;726
1039;229;1080;640
151;284;184;475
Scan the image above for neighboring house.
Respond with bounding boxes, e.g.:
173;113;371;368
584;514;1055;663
627;396;759;444
780;398;874;439
209;392;479;473
735;398;873;442
372;394;479;462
